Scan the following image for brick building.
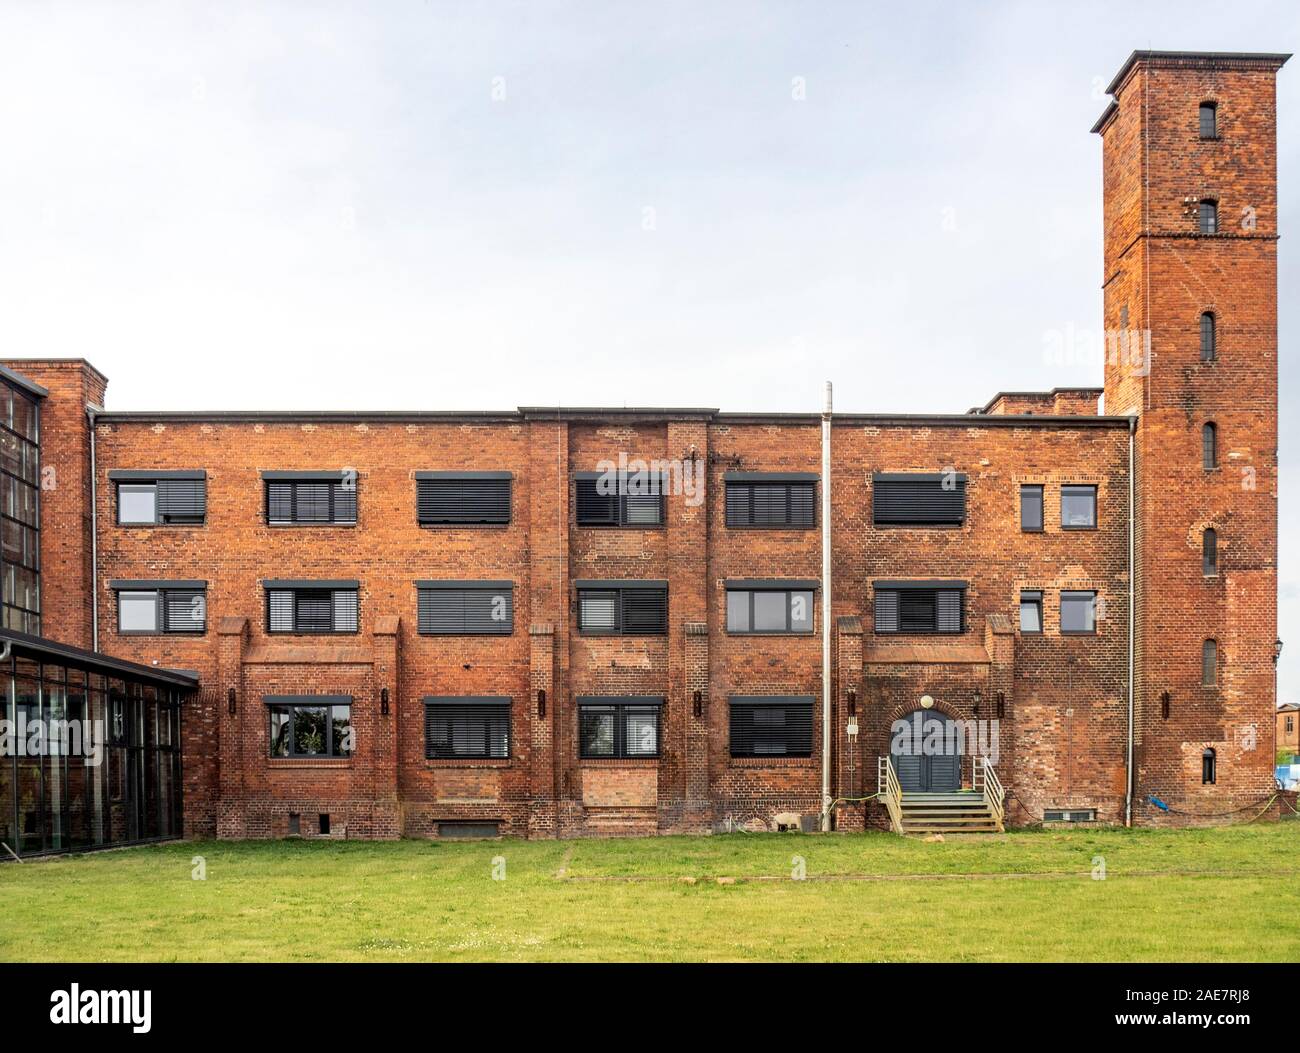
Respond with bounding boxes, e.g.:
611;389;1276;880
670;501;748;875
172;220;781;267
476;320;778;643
0;50;1288;851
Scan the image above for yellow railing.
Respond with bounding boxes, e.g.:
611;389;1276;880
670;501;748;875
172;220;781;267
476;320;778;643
877;755;904;833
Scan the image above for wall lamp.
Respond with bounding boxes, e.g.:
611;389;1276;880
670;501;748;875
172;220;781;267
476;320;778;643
380;687;390;716
972;689;982;718
227;687;237;716
847;689;856;717
537;689;547;719
692;690;703;719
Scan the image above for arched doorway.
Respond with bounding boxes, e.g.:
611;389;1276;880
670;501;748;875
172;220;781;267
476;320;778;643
891;709;963;793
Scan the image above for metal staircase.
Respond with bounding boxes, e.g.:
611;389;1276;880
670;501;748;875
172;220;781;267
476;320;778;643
878;755;1005;834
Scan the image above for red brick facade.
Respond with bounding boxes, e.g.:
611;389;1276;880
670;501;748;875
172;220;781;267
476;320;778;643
1;50;1287;838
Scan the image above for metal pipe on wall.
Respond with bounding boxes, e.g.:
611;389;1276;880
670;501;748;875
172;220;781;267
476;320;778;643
821;381;833;832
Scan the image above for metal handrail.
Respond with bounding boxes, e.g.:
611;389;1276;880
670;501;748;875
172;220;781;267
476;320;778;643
975;755;1005;831
877;755;904;833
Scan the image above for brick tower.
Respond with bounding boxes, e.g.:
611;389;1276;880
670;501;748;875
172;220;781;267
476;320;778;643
1095;51;1289;821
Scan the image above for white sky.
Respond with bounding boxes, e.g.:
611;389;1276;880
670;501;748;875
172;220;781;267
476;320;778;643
1;1;1297;699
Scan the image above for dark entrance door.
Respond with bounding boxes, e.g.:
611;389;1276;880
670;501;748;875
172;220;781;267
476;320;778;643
892;709;963;792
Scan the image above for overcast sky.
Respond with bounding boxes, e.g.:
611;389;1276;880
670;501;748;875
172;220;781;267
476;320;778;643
0;1;1296;698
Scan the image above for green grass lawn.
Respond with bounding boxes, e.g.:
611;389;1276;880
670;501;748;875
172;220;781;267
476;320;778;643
3;823;1298;962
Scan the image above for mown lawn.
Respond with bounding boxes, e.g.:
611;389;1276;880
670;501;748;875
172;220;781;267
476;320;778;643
2;824;1297;962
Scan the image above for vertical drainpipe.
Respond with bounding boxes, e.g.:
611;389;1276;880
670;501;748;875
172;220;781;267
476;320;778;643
1125;415;1136;827
821;382;833;832
87;404;100;651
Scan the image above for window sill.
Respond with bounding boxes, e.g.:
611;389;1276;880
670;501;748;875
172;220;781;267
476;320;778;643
424;758;512;768
724;524;817;531
729;756;816;768
266;522;357;529
725;631;817;638
418;522;511;529
579;757;660;767
117;523;207;529
268;758;353;769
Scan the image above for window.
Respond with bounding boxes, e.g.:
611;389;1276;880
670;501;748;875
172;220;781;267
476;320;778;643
1203;528;1218;576
1060;485;1097;529
575;472;664;527
1286;716;1294;734
1019;591;1043;634
0;380;41;634
1202;639;1217;687
265;581;359;634
724;474;816;528
1200;311;1216;361
873;581;965;635
111;472;207;525
872;473;966;527
1043;809;1096;823
1202;423;1217;469
729;697;814;758
423;697;511;759
111;581;207;635
1199;199;1218;235
1060;591;1097;635
578;697;662;758
267;696;352;758
264;472;356;525
416;581;513;635
1199;102;1217;139
415;472;511;525
1202;747;1217;785
726;582;815;634
1020;485;1044;532
576;581;667;635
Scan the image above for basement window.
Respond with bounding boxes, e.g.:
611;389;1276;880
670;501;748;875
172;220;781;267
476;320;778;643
438;822;500;839
1043;809;1096;823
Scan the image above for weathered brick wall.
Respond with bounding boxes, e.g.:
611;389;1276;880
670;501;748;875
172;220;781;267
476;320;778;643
1098;54;1284;823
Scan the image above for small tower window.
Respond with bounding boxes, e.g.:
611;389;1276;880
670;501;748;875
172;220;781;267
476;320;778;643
1199;102;1218;139
1200;311;1216;361
1202;423;1217;469
1202;747;1217;785
1202;639;1217;687
1199;200;1218;235
1203;528;1218;576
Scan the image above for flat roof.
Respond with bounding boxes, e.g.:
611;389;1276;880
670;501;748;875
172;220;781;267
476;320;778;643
94;408;1133;429
0;628;200;689
1105;50;1291;96
0;364;49;399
